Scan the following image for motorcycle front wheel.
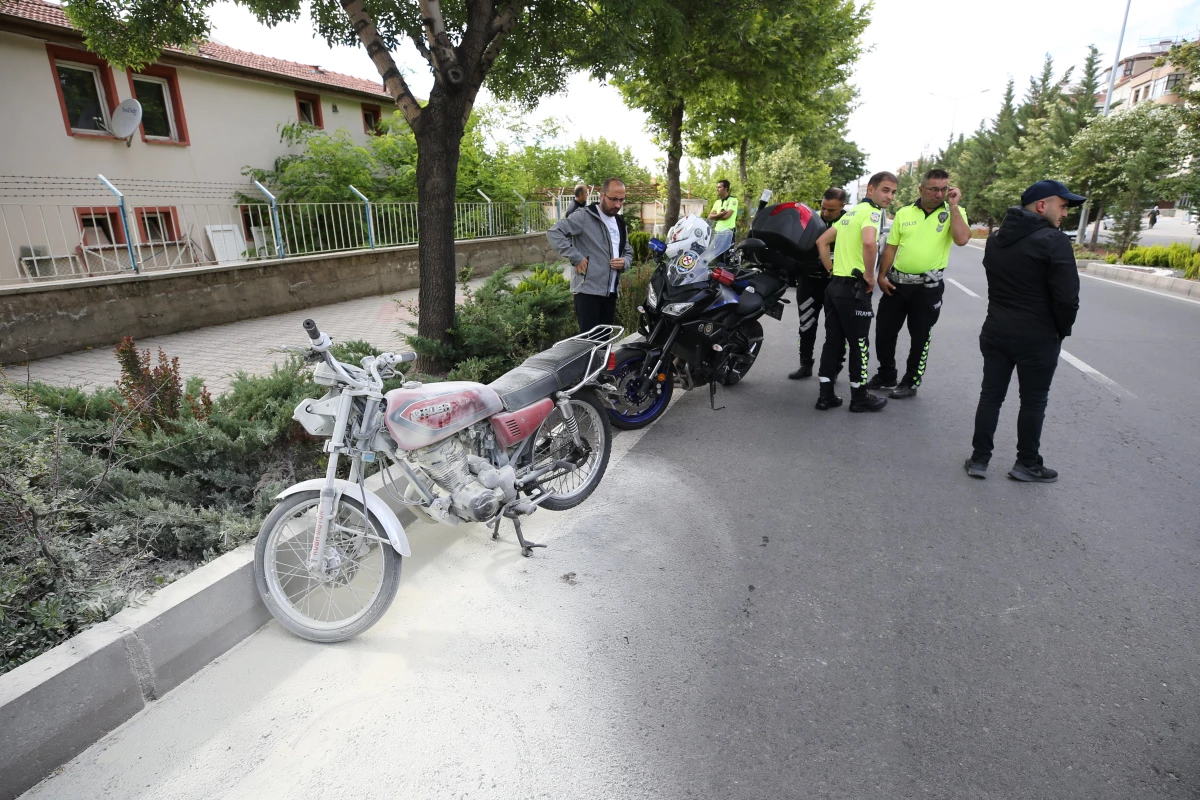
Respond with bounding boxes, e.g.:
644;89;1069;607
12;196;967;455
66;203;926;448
528;390;612;511
254;491;402;643
606;348;674;430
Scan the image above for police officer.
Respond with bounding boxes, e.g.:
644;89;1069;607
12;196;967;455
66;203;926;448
788;187;848;379
866;168;970;397
708;179;739;233
812;172;897;412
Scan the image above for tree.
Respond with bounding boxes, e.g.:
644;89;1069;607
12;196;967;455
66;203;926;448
1065;104;1194;253
563;138;652;187
755;137;831;205
66;0;660;370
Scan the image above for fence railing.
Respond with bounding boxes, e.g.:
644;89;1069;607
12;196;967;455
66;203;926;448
0;179;557;287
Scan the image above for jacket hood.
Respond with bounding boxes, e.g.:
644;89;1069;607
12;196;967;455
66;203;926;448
993;206;1057;247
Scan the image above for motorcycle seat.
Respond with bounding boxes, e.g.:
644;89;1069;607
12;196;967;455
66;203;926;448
736;291;764;316
488;339;598;411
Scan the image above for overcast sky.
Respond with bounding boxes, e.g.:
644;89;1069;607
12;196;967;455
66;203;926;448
208;0;1200;183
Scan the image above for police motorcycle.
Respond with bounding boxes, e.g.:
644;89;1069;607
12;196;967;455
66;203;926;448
600;199;828;430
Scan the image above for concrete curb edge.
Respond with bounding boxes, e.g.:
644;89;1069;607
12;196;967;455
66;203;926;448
1079;261;1200;298
0;484;417;800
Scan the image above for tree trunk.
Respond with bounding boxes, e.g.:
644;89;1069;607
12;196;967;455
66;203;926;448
738;136;749;236
663;99;685;231
412;93;469;374
1089;201;1104;249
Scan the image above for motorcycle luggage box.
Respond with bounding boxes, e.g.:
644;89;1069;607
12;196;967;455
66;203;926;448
750;202;827;260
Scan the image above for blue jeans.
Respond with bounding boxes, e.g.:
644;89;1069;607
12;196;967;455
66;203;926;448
971;332;1061;466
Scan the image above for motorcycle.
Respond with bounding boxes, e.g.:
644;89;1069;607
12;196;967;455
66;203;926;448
601;212;803;430
254;319;622;642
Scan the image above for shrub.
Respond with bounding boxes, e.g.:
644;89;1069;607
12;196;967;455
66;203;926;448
617;261;655;337
1167;242;1194;271
1105;253;1119;264
1123;247;1144;265
407;267;577;383
514;264;570;295
629;231;651;264
1187;253;1200;281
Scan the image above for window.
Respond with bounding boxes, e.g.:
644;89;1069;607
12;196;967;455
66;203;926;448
47;45;120;138
362;103;382;134
1165;73;1186;94
137;208;180;242
1132;88;1140;103
1123;60;1134;76
76;208;125;246
295;92;323;128
127;66;189;145
1152;77;1168;99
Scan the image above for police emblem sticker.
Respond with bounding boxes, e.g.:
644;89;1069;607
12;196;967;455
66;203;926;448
679;252;698;268
938;211;949;224
870;212;881;223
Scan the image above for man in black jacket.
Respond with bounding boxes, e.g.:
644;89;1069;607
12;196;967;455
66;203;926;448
965;180;1083;483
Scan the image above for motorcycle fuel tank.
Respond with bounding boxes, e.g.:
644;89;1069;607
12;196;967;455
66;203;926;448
385;382;504;451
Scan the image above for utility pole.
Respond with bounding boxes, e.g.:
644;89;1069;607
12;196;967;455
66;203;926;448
1077;0;1133;245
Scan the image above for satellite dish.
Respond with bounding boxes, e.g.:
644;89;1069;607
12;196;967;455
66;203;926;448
109;99;143;140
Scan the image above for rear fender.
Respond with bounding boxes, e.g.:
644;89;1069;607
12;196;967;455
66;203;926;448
277;479;411;557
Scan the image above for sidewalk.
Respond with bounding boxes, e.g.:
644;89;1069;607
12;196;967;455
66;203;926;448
7;275;506;395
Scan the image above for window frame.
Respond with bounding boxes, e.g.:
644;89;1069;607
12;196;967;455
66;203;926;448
362;103;382;135
295;91;324;129
46;44;121;139
135;207;182;243
127;66;190;146
75;207;126;247
1165;73;1186;94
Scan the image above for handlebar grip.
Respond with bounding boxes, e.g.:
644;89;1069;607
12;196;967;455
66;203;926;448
303;319;321;342
397;352;418;364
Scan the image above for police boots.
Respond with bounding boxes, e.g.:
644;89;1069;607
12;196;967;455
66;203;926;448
849;386;887;412
788;357;814;380
815;380;843;410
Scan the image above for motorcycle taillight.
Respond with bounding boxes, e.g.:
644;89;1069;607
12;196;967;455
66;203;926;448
606;352;616;371
711;267;736;286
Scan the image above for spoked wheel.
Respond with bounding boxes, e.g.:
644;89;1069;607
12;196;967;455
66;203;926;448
526;390;612;511
254;491;401;643
607;348;674;430
722;320;764;386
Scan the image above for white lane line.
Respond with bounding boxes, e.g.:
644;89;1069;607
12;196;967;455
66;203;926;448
1059;350;1136;398
966;240;986;250
1079;271;1200;307
947;272;1135;398
607;392;683;470
947;278;980;298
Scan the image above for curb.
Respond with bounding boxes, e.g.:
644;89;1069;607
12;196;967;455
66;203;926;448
0;482;417;800
1078;261;1200;298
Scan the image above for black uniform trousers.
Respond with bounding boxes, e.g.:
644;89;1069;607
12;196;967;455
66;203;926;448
818;277;873;385
971;332;1061;467
796;273;830;364
875;279;944;386
574;291;618;333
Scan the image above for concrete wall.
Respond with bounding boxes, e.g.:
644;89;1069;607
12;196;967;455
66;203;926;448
0;233;561;363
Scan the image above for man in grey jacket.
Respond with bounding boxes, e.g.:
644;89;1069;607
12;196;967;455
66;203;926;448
546;177;634;332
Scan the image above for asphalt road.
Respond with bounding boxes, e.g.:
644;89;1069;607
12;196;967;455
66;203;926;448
21;243;1200;800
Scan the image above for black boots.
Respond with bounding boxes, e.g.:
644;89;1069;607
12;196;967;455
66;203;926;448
815;380;843;410
849;386;887;412
865;370;897;390
789;358;814;380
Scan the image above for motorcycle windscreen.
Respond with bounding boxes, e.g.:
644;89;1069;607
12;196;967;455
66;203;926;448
667;229;735;287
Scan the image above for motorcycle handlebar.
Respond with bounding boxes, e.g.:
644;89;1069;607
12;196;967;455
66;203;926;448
397;352;418;364
303;319;321;342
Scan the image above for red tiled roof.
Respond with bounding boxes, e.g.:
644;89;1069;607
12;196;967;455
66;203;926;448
0;0;392;99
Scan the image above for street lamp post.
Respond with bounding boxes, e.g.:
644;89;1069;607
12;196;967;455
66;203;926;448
929;89;991;141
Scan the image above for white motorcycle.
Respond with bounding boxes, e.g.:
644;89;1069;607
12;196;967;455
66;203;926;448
254;318;621;643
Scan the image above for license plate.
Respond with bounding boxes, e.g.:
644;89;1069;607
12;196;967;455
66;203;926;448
765;302;784;320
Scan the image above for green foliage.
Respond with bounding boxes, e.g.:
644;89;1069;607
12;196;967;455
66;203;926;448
616;261;655;337
1188;253;1200;281
629;231;651;264
755;137;832;207
1121;243;1198;269
1105;253;1119;264
1123;246;1144;265
513;264;570;295
406;267;578;383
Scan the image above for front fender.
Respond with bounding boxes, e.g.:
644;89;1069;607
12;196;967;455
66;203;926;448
276;479;411;557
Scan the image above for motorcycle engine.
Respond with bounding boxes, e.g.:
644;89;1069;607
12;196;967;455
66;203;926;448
410;433;517;523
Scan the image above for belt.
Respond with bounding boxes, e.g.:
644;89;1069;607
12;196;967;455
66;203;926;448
888;268;944;286
830;275;859;284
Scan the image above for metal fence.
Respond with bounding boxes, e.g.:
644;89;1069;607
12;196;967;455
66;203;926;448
0;176;556;287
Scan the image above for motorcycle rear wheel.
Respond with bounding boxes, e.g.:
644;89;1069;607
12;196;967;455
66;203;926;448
607;348;674;430
254;491;401;643
528;390;612;511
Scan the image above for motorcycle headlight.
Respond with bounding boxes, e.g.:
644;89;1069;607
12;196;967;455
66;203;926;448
662;302;694;317
646;283;658;309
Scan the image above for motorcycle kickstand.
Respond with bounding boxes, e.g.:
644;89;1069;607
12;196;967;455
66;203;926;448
491;509;547;557
709;379;726;411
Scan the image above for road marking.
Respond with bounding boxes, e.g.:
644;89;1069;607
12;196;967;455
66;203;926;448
1079;272;1200;307
967;240;986;250
947;278;980;298
607;392;683;469
1059;350;1136;398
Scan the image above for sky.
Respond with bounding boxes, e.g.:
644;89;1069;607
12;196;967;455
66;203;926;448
207;0;1200;183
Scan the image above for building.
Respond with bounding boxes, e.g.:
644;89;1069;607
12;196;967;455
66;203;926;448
1098;35;1196;114
0;0;395;281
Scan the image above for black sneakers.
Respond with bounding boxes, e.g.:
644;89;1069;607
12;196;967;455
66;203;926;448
1008;462;1059;483
848;386;887;412
889;383;917;399
789;359;814;380
963;458;988;479
865;371;898;390
814;381;843;410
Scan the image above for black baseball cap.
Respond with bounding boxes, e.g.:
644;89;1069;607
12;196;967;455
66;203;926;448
1021;180;1087;207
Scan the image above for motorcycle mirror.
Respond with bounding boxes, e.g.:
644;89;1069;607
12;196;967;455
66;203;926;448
648;238;667;254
